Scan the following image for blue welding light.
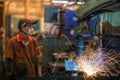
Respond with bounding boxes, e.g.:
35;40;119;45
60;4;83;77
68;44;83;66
64;59;79;71
71;73;78;77
65;60;79;77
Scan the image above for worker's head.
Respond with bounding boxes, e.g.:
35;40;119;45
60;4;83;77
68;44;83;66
18;19;37;35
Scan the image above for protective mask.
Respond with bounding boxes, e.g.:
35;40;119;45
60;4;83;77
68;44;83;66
27;28;35;35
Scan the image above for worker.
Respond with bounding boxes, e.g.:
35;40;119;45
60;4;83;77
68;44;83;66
4;19;42;80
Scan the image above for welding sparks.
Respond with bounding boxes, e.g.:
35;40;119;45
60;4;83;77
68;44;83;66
76;48;120;80
52;35;120;80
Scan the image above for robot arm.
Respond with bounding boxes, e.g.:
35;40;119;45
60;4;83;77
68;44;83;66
74;0;120;34
75;0;120;20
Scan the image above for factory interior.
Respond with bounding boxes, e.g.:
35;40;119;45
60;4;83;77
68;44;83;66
0;0;120;80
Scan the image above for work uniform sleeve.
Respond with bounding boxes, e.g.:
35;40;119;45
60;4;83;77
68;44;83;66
5;39;14;60
34;38;43;76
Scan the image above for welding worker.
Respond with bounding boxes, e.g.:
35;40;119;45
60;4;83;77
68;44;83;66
4;19;42;80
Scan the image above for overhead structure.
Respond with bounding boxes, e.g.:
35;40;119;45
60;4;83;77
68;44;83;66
52;0;85;5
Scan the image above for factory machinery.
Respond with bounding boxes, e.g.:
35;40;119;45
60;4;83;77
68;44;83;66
45;0;120;80
1;0;120;80
40;0;120;80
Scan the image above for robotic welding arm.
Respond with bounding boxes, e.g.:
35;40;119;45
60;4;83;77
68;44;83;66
75;0;120;20
74;0;120;34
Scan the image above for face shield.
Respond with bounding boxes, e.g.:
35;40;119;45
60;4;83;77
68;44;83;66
27;27;35;35
25;24;35;35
